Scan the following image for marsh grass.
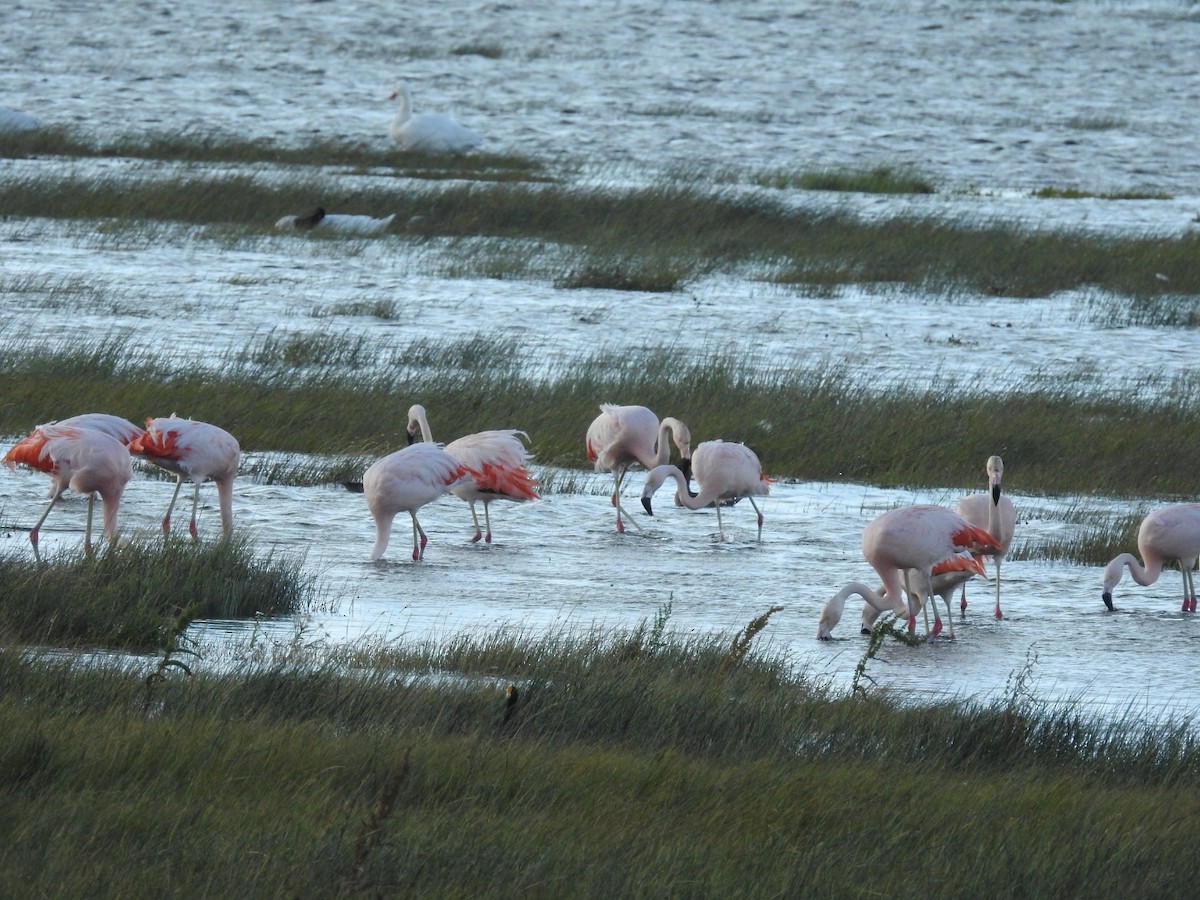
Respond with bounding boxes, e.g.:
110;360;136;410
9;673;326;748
4;171;1200;298
0;536;311;650
1033;186;1173;201
3;612;1200;896
756;164;936;194
4;336;1200;508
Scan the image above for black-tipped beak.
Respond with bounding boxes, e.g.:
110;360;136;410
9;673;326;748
641;497;654;516
992;484;1002;504
1102;592;1114;611
406;429;417;446
678;457;693;484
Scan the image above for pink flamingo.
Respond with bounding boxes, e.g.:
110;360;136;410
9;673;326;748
585;403;692;532
6;413;141;500
823;505;1002;640
129;415;241;539
639;440;770;541
1102;503;1200;612
405;404;540;543
3;423;133;560
818;561;981;640
954;455;1016;619
361;442;475;561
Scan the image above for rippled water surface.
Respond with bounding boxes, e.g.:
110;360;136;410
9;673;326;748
3;0;1200;723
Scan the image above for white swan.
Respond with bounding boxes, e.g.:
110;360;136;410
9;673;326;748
0;107;40;133
388;83;481;154
275;207;396;234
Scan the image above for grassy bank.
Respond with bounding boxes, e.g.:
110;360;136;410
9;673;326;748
2;337;1198;500
1;615;1198;897
2;167;1199;300
0;537;312;651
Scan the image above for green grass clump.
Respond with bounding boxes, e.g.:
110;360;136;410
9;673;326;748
757;164;936;194
2;612;1200;896
1033;186;1173;201
0;536;311;651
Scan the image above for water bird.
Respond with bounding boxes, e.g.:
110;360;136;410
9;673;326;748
954;455;1016;618
405;404;539;544
640;440;769;541
388;82;482;154
820;505;1001;640
855;565;981;637
275;208;395;234
129;415;241;539
1102;503;1200;612
361;442;475;561
585;404;692;533
3;423;133;560
6;413;141;500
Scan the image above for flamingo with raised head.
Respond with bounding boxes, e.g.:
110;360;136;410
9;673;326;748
3;423;133;560
361;442;475;561
129;416;241;539
585;403;692;533
955;455;1016;619
640;440;769;541
405;403;540;543
1102;503;1200;612
823;505;1001;640
388;82;481;154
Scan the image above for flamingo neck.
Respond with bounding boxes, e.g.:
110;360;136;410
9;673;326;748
409;406;434;443
1110;552;1163;589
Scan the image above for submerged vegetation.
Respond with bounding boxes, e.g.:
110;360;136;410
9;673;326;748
3;614;1200;896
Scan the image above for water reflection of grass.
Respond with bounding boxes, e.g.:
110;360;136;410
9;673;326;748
2;613;1199;895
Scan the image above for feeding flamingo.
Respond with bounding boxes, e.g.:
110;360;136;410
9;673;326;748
817;562;981;640
640;440;770;541
1102;503;1200;612
7;413;141;500
3;423;133;560
361;442;475;561
955;455;1016;619
585;404;692;533
388;82;482;154
129;415;241;539
405;403;540;543
822;505;1002;640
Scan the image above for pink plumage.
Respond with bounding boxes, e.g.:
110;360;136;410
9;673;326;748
406;404;539;544
640;439;769;541
129;415;241;539
1103;503;1200;612
954;455;1017;619
362;441;474;561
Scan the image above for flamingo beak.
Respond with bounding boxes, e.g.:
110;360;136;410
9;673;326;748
992;483;1002;504
406;428;417;446
641;497;654;516
1102;592;1114;611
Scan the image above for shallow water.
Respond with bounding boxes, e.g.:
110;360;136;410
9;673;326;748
3;0;1200;722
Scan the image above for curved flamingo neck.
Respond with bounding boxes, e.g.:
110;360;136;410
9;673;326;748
1114;552;1164;588
409;406;435;443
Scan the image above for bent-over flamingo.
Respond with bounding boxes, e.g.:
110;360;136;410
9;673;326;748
7;413;141;500
585;403;692;533
361;442;475;561
824;505;1001;640
955;455;1016;619
817;562;981;640
640;440;770;541
388;82;481;154
3;424;132;560
1102;503;1200;612
406;403;540;543
129;415;240;539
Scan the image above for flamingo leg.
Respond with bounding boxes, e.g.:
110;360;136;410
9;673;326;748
188;481;202;541
747;496;764;542
993;557;1004;620
1181;560;1197;613
959;583;968;614
483;501;493;544
715;503;725;541
468;502;483;543
409;511;429;561
29;492;65;562
83;493;97;555
161;475;185;535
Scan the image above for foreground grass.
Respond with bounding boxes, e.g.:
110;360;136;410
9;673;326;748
0;536;311;651
2;616;1198;897
2;337;1198;501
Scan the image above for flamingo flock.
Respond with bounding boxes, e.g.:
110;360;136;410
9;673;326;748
7;407;1192;644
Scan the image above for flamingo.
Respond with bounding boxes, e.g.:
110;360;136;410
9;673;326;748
640;440;770;541
3;424;133;560
129;415;241;539
955;455;1016;619
361;442;475;561
585;403;693;533
6;413;141;500
817;562;981;640
405;403;540;543
825;505;1002;640
1102;503;1200;612
388;82;482;154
